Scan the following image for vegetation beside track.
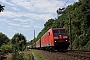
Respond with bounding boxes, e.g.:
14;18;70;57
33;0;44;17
30;49;46;60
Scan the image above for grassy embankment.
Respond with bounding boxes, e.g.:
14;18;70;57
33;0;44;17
30;49;46;60
7;51;30;60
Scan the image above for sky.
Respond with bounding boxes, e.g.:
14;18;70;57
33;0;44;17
0;0;78;41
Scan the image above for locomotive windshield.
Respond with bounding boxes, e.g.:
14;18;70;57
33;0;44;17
53;29;66;34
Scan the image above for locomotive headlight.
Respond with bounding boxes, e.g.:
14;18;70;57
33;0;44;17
55;41;57;42
66;40;68;42
54;37;58;39
63;36;68;38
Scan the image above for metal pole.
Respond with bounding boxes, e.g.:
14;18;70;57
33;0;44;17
68;11;72;50
34;29;35;39
34;29;36;48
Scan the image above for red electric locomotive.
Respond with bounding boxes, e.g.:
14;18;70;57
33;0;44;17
40;28;69;51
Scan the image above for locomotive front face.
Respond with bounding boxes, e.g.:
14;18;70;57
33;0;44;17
52;29;69;49
53;29;68;42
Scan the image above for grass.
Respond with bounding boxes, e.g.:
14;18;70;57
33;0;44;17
7;51;31;60
30;49;46;60
6;49;45;60
22;51;30;60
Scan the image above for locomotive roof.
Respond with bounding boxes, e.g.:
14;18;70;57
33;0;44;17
51;28;66;30
42;28;66;37
48;28;65;31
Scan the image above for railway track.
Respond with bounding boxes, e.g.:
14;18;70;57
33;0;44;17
56;50;90;60
34;49;90;60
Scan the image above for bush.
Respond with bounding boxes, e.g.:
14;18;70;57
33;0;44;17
0;44;12;54
11;52;24;60
10;51;30;60
84;40;90;50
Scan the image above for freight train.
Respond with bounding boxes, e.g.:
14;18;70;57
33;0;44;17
30;28;70;51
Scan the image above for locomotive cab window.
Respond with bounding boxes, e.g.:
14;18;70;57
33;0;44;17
53;30;66;34
60;30;66;34
53;30;59;34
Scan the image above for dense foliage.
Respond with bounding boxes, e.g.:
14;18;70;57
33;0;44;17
0;32;11;59
30;0;90;50
0;33;27;59
0;4;5;12
11;33;27;60
0;32;10;47
11;33;27;51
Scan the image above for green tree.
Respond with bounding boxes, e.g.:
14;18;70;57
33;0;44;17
44;19;55;29
0;4;5;12
11;33;27;51
0;32;10;47
0;44;12;54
